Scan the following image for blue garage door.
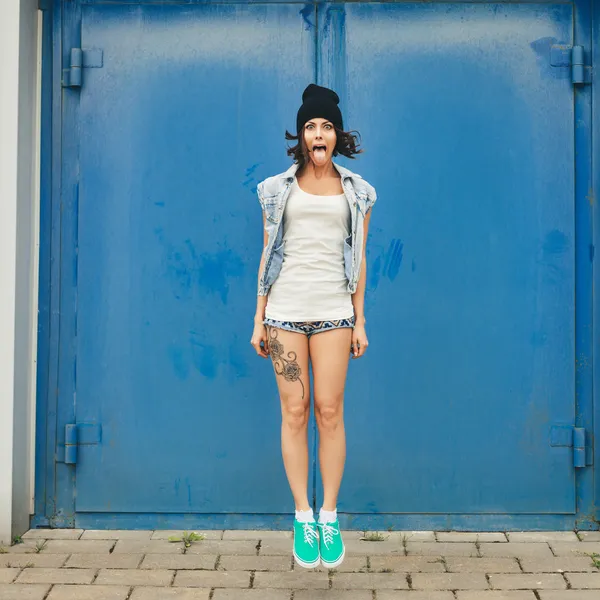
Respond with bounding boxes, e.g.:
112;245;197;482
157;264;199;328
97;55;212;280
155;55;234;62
59;1;585;527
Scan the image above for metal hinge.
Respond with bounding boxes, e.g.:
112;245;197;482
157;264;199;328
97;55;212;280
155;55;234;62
550;425;593;468
62;48;103;88
550;45;592;85
59;423;102;464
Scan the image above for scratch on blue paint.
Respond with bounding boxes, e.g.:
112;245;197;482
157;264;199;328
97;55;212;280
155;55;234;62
384;239;404;281
243;163;263;192
542;229;569;256
189;333;218;379
185;239;244;304
411;259;416;272
168;345;189;381
155;228;245;304
245;163;261;177
299;4;314;30
369;255;382;290
537;230;569;283
154;201;165;207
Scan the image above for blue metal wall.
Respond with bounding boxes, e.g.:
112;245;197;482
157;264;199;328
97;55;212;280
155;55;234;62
34;0;598;531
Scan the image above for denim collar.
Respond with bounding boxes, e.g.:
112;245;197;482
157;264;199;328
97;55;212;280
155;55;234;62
281;160;359;183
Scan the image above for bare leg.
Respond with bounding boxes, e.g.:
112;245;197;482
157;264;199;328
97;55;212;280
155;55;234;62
309;328;352;511
267;326;311;511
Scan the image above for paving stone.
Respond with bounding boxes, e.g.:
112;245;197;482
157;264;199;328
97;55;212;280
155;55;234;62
47;584;131;599
2;541;46;554
151;530;223;541
411;573;489;590
218;554;290;571
395;531;436;542
65;553;143;569
253;571;329;589
539;592;600;599
507;532;578;543
457;593;537;600
0;584;52;599
345;540;406;556
347;531;435;542
0;554;69;568
296;591;373;600
258;539;295;556
331;572;409;589
549;542;600;557
311;555;367;573
81;530;153;540
222;530;291;540
577;532;600;542
130;588;211;600
520;556;600;573
213;591;292;600
185;541;258;556
23;529;84;540
563;572;600;588
437;532;507;543
174;570;251;588
369;556;446;573
0;568;20;582
406;542;479;557
479;543;554;559
445;557;521;573
16;567;96;584
140;553;217;570
488;573;566;589
111;539;184;554
42;540;116;554
94;568;174;586
378;593;456;600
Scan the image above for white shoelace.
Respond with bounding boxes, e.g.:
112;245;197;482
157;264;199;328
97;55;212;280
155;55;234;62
302;523;319;547
318;522;339;548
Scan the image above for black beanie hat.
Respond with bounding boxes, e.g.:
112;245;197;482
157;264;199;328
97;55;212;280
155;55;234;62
296;84;344;135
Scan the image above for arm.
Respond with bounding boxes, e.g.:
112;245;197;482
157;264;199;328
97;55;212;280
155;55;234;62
250;216;270;358
351;210;372;358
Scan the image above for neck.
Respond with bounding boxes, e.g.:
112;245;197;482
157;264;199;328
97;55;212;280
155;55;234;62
301;159;336;179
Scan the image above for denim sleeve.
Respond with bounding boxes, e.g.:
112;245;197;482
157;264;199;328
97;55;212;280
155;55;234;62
366;183;377;214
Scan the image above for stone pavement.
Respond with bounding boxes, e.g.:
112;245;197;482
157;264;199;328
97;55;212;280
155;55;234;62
0;529;599;599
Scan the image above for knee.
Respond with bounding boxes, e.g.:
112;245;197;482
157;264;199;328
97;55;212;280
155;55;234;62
281;398;309;432
315;397;343;432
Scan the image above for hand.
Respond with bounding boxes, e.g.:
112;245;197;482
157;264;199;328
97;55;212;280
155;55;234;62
250;321;269;358
351;323;369;359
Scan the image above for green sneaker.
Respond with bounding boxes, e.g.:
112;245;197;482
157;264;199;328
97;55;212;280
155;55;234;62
317;519;345;568
293;519;320;568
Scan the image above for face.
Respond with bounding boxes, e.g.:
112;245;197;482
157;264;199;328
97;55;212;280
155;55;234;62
303;118;337;167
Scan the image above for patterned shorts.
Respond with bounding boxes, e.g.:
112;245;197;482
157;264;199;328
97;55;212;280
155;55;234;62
264;317;355;338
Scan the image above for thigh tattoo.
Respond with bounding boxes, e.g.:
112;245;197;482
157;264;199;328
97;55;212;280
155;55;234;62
267;327;305;399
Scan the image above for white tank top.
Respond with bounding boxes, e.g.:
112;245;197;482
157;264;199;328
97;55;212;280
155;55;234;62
265;178;354;322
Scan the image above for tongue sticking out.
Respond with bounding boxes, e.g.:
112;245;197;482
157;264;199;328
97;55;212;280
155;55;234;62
312;147;327;165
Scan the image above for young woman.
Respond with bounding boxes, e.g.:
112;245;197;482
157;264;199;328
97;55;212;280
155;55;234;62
250;84;377;569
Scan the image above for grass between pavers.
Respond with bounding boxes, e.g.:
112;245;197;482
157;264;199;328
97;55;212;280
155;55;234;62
168;531;206;549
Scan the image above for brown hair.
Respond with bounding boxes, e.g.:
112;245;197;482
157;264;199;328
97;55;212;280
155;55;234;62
285;125;363;169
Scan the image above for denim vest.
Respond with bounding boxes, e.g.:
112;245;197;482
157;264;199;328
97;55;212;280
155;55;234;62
257;161;377;296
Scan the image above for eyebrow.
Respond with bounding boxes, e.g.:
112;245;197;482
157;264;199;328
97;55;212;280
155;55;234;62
306;120;333;126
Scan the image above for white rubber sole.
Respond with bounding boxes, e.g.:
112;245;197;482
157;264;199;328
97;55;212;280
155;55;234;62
293;552;321;569
319;546;346;569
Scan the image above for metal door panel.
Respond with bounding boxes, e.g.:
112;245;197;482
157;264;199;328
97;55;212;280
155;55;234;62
318;2;577;514
75;3;315;513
